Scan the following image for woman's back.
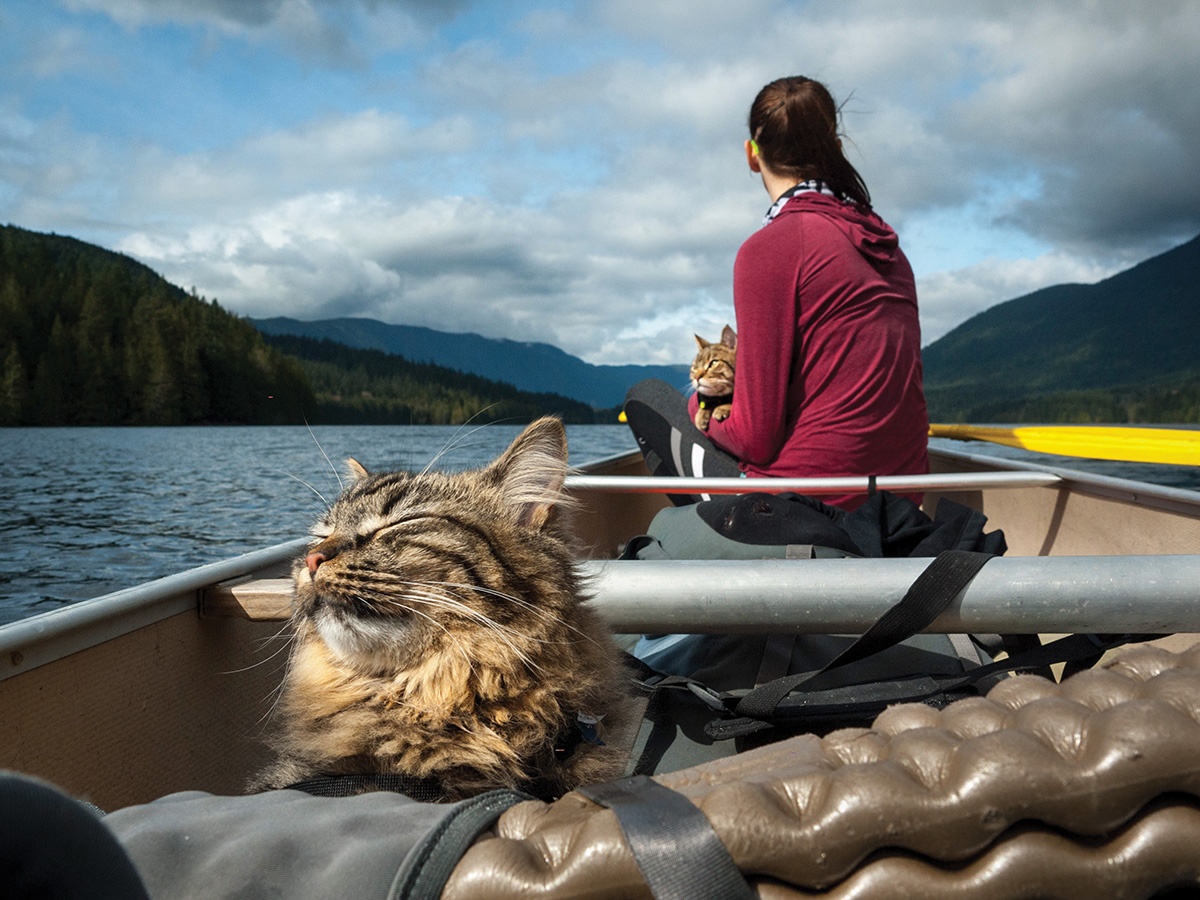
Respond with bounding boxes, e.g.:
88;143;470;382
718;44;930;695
713;192;929;507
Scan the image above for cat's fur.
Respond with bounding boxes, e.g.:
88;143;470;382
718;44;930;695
255;418;635;800
691;325;737;431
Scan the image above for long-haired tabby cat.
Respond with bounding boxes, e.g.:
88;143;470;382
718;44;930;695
691;325;736;431
255;417;634;801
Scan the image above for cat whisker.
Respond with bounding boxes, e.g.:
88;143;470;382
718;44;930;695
257;653;296;729
223;625;296;675
305;419;344;494
423;580;599;647
273;468;333;511
420;407;507;475
338;571;587;651
391;590;545;675
318;569;587;661
422;583;588;649
250;619;298;649
391;602;477;675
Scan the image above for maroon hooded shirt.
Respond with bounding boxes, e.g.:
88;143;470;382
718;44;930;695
692;192;929;510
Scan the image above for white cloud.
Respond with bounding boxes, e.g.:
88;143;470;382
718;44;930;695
7;1;1200;369
63;0;461;65
917;252;1121;345
115;110;473;218
946;1;1200;254
114;181;748;365
21;27;119;79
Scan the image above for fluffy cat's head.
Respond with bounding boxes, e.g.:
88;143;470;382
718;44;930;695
292;417;578;674
690;325;737;398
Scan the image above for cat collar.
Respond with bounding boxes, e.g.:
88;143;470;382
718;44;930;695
697;394;733;410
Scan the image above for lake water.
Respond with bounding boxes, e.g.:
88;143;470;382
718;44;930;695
0;424;637;626
1;425;1197;626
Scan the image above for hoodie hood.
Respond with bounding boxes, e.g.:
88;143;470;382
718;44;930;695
775;192;900;269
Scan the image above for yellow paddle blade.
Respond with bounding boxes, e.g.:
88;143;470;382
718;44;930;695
929;424;1200;466
618;410;627;423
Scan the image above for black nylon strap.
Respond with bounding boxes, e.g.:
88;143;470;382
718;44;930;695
284;773;448;803
734;550;994;720
823;549;994;670
390;789;533;900
705;632;1160;741
576;776;755;900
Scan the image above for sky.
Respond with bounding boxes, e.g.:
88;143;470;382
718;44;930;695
2;1;1199;366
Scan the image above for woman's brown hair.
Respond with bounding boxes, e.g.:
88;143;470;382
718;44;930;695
749;76;871;207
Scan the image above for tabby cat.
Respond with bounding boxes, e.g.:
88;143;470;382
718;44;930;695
691;325;737;431
255;417;635;800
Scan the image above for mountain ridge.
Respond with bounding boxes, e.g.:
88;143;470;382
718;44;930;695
922;232;1200;422
252;316;688;409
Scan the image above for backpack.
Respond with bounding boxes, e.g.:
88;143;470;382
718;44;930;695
613;491;1151;774
100;783;530;900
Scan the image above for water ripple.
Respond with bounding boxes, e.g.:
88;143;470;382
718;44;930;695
0;425;637;625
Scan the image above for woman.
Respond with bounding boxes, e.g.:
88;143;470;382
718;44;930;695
625;76;928;511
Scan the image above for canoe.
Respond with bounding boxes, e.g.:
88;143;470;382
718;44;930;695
3;444;1200;896
3;443;1200;808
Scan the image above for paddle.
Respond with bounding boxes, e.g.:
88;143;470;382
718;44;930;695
929;424;1200;466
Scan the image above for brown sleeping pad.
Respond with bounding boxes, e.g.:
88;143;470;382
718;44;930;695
444;642;1200;899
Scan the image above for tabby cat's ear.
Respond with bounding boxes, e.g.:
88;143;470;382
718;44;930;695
720;325;737;350
488;417;570;530
694;334;711;349
345;458;369;482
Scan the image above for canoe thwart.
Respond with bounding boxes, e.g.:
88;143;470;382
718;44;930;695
202;555;1200;634
202;576;293;620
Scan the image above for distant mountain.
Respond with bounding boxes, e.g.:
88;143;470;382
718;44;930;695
262;333;597;425
923;233;1200;423
252;316;689;409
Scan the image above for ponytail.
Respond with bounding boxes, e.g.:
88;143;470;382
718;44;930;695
748;77;871;207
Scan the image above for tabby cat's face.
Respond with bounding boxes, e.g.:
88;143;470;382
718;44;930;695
292;417;575;674
690;325;737;398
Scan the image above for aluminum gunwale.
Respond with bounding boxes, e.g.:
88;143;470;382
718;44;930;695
0;538;309;683
932;446;1200;516
565;470;1061;495
578;447;1200;512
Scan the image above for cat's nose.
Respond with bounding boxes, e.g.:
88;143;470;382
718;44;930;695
306;551;328;574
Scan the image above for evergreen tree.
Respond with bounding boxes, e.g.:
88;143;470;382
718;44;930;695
29;315;73;424
0;343;27;426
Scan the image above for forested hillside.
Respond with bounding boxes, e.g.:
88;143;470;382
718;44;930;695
263;334;597;424
0;225;609;427
0;225;313;425
923;233;1200;423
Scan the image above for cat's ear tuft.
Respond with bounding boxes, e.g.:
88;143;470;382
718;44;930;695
489;417;571;529
345;458;369;482
694;334;711;349
720;325;737;350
